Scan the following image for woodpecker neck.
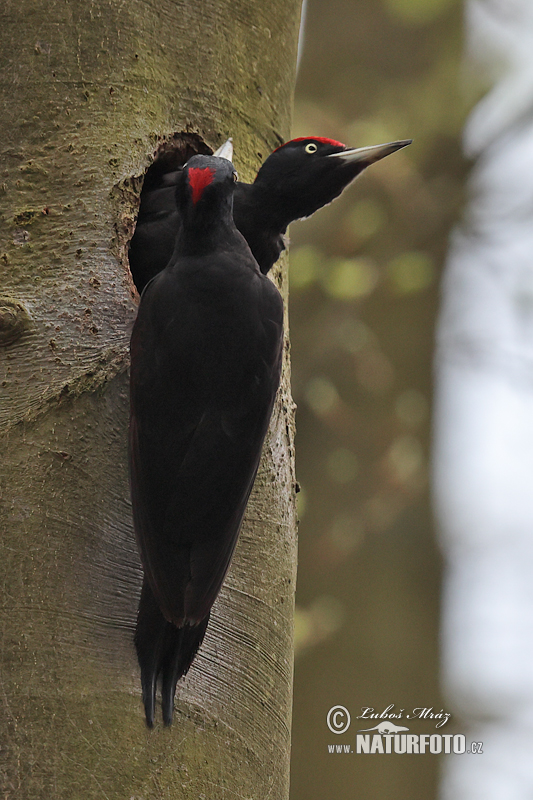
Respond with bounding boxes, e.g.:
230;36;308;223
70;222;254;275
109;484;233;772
174;188;236;256
243;181;293;233
178;217;237;258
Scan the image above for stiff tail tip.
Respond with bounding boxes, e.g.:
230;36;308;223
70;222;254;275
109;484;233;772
135;581;210;726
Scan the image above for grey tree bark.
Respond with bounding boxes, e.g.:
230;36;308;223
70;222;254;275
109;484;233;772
0;1;301;798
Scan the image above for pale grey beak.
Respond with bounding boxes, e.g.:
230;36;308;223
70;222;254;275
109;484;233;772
213;138;234;161
327;139;412;164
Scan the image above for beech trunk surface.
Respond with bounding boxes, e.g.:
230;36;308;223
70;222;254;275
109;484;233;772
0;1;300;797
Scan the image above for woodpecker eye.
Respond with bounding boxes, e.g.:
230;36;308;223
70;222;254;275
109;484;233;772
233;171;238;182
305;142;318;154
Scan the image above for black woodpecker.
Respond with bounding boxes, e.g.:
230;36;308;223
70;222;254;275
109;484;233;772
129;136;411;293
129;155;284;727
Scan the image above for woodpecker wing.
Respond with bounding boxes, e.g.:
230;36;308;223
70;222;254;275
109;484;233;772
130;255;283;627
128;171;182;294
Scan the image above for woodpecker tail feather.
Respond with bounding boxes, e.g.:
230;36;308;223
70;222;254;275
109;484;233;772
160;615;210;726
134;579;209;727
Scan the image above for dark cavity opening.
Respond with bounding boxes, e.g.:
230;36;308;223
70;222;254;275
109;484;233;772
139;132;213;193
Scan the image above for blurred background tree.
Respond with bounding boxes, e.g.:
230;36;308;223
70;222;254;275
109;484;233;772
289;0;473;797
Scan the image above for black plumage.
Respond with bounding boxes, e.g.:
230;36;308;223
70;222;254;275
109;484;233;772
129;136;411;293
129;155;284;726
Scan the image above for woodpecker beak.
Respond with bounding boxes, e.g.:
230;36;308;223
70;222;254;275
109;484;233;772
213;138;234;161
327;139;412;165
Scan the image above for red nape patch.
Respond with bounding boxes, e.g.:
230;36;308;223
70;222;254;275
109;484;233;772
274;136;346;152
188;167;215;205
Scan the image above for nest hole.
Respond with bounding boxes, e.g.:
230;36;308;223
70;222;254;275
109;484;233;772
115;132;217;297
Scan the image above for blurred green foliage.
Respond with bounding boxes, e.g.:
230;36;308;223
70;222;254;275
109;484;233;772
384;0;457;25
289;0;471;797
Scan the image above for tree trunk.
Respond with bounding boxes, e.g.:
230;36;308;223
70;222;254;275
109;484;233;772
0;1;300;797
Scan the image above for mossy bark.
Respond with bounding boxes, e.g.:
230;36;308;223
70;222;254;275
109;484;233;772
0;1;300;797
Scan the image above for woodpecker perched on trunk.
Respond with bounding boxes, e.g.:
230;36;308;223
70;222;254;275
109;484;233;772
129;155;284;727
129;136;411;293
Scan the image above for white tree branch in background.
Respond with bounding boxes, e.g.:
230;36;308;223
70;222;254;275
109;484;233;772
435;1;533;796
